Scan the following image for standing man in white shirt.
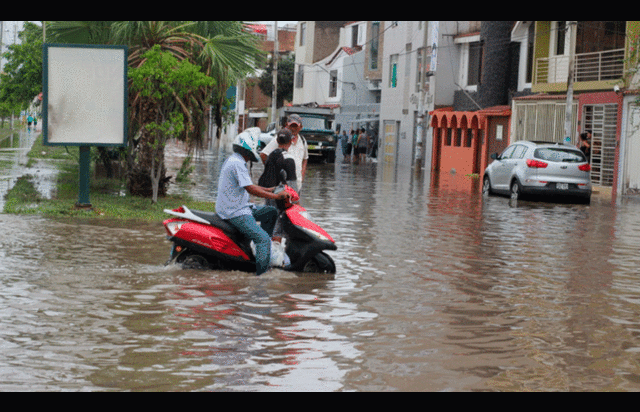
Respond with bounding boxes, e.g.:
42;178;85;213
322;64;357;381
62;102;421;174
260;114;308;193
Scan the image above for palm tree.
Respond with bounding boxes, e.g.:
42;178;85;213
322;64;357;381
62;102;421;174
188;21;265;141
47;21;264;198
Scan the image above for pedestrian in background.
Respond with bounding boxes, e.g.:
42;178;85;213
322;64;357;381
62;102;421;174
341;130;351;162
357;128;369;164
351;129;359;163
578;131;592;162
261;114;308;193
370;130;378;159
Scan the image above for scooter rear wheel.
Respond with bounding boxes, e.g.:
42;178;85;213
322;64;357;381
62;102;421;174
181;253;210;270
302;252;336;274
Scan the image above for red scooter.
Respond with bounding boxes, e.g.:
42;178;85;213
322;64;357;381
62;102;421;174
163;179;337;274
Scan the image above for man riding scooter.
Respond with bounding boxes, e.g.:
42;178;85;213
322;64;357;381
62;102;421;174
216;127;290;276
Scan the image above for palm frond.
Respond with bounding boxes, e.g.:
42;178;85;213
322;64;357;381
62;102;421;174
46;21;115;45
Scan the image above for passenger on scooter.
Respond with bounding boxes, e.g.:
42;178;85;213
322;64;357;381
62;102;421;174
215;128;291;276
258;128;297;242
260;114;308;193
259;128;297;195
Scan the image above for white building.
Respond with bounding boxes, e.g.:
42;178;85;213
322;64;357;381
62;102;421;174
378;22;458;169
1;21;25;73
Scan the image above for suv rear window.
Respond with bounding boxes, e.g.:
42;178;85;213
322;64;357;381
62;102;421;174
534;147;586;163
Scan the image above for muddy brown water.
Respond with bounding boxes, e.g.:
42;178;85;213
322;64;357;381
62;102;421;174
1;140;640;391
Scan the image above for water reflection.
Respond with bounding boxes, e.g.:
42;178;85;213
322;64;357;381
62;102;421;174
0;129;46;210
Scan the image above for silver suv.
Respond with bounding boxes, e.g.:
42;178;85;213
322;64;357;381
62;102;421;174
483;141;592;203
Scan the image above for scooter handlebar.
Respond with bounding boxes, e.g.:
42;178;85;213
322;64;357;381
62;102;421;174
273;184;299;208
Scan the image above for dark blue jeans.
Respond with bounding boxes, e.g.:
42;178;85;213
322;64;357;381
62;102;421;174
228;205;277;276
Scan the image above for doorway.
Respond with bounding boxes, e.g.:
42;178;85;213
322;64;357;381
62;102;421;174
583;104;617;186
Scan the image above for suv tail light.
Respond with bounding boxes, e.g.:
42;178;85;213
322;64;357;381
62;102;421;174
578;163;591;172
526;159;548;168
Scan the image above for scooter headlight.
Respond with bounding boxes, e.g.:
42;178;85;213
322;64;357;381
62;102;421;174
301;226;330;242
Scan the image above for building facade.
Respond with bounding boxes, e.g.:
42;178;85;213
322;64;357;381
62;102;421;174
291;21;382;139
514;21;640;199
378;21;463;169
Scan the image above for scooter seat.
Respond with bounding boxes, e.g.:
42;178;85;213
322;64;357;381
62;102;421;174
194;211;252;245
190;210;240;236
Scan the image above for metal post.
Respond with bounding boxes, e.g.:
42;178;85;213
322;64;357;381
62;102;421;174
415;22;429;172
76;145;92;208
564;21;577;144
271;21;278;125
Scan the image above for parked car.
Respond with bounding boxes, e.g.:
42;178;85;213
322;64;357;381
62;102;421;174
483;141;592;203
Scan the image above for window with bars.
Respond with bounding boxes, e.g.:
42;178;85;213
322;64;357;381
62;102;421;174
370;22;380;71
329;70;338;97
512;101;578;144
389;54;398;88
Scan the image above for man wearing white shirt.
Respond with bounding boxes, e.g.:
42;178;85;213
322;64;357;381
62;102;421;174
260;114;308;192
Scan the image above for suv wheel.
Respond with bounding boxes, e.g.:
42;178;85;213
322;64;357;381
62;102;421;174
510;180;521;201
482;176;492;196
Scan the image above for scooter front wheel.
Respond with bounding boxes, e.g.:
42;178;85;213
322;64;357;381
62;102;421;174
302;252;336;274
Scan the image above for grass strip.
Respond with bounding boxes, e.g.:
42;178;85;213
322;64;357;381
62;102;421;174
4;134;214;221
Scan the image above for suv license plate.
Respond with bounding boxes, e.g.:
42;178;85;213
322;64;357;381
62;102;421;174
557;183;569;190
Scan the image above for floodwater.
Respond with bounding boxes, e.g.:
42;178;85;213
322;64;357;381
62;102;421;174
0;128;57;211
2;138;640;391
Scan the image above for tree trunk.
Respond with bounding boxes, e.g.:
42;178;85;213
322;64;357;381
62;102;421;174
126;97;170;198
150;147;163;203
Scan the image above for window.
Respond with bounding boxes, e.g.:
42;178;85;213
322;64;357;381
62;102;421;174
455;129;462;147
500;145;516;159
329;70;338;97
555;21;566;55
534;147;585;163
468;41;483;86
352;25;359;48
299;22;306;46
295;66;304;89
512;145;527;159
465;129;473;147
526;23;534;84
576;21;626;54
389;54;398;88
370;22;380;70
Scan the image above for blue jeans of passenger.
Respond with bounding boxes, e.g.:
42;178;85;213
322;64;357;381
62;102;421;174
228;205;277;276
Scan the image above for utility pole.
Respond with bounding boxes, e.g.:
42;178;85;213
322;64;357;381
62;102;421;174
1;21;4;74
564;21;577;144
414;21;429;173
271;21;278;126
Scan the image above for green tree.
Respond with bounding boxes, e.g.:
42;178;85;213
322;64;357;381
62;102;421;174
47;21;264;198
258;53;295;108
129;45;214;203
0;22;43;120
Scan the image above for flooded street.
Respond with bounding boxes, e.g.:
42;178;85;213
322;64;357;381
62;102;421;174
2;140;640;391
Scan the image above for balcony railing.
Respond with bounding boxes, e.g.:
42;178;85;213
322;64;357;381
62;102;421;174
535;48;625;85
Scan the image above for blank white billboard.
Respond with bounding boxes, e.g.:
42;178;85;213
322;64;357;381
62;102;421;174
43;44;128;146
